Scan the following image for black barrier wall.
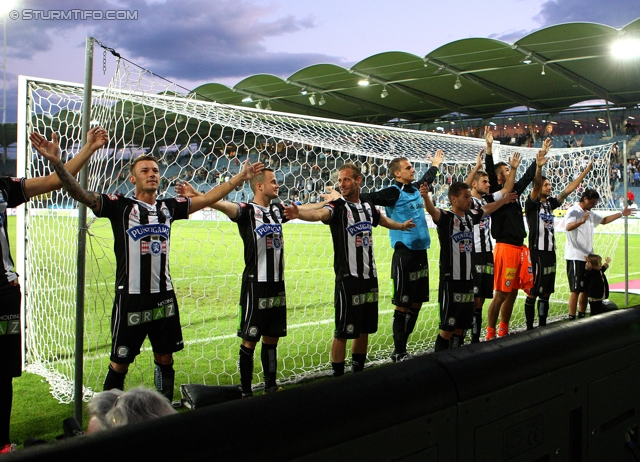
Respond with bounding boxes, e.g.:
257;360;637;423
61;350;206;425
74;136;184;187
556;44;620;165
6;307;640;461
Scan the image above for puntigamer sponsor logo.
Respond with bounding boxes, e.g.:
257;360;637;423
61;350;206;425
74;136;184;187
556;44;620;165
346;222;372;236
255;223;282;238
126;224;170;241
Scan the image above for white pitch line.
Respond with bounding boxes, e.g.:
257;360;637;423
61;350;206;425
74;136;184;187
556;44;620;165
59;308;397;364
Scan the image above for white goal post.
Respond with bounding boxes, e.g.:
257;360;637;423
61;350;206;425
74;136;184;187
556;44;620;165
17;60;620;403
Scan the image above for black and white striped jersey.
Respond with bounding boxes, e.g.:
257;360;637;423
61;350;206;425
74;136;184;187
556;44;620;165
470;193;497;254
324;198;381;281
0;177;27;287
96;194;190;294
435;209;482;281
525;196;561;252
233;202;288;283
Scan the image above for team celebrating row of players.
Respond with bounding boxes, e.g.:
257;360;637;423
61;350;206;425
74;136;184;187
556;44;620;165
0;126;632;446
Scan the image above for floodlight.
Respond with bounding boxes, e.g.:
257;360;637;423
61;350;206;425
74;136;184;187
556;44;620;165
454;77;462;90
611;38;640;59
521;54;532;64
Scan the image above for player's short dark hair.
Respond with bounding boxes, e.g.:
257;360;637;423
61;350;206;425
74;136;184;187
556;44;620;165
448;181;470;201
129;155;160;175
494;161;507;173
473;170;488;183
249;168;275;192
340;163;362;180
541;176;548;183
580;188;600;202
388;157;408;178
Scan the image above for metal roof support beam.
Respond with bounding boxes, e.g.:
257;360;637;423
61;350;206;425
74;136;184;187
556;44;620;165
527;107;536;143
511;45;623;106
348;69;469;116
230;88;346;120
285;79;400;120
606;102;614;137
424;58;542;111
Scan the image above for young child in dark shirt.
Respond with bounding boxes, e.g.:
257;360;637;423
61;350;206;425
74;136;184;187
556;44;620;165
584;254;611;316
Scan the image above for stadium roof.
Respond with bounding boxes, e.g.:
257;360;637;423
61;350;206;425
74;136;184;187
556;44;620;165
191;18;640;125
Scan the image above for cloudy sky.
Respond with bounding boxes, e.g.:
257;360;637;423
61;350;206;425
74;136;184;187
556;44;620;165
1;0;638;122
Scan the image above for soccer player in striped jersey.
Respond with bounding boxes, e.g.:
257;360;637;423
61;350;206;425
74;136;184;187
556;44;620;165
524;157;592;329
0;127;107;453
37;148;263;401
464;149;521;343
419;174;509;351
322;153;443;362
485;129;551;339
284;164;415;377
176;169;306;397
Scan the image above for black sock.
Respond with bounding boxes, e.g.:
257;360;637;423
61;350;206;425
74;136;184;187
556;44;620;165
434;334;449;352
351;353;367;373
238;345;255;394
449;333;464;349
405;308;420;338
332;361;345;377
525;297;536;330
154;361;175;402
471;308;482;343
261;343;278;389
0;376;12;446
103;364;127;391
391;310;408;355
538;297;549;326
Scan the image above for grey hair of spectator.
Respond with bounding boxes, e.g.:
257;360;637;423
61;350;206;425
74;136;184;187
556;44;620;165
86;389;123;433
106;387;176;427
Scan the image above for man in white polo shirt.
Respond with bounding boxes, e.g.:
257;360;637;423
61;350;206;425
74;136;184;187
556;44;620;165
565;188;632;319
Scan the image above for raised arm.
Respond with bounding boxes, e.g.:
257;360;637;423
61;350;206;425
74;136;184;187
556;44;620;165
465;149;484;186
283;202;331;222
379;215;415;231
557;159;593;204
600;206;634;225
26;127;108;198
416;149;444;186
175;180;240;218
35;139;103;214
501;152;522;197
419;182;440;223
188;159;264;214
529;149;548;201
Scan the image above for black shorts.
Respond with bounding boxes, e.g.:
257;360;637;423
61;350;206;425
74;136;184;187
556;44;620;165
110;291;184;364
438;280;474;332
566;260;587;294
238;280;287;341
334;277;379;339
0;284;22;378
531;251;557;296
472;251;494;300
391;246;429;308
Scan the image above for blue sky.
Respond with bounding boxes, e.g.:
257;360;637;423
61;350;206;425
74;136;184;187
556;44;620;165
1;0;638;122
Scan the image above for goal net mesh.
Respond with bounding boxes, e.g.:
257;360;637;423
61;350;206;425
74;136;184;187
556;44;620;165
21;59;618;403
